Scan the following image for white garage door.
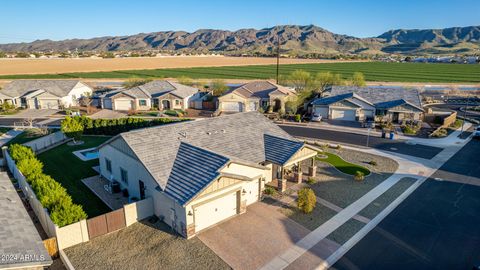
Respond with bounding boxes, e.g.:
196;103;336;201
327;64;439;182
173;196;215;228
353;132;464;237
223;102;243;112
115;99;133;111
331;109;356;121
194;192;238;232
39;99;59;109
244;179;260;205
313;106;329;118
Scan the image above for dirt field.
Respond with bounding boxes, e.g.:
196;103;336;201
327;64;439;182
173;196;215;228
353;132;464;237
0;56;365;75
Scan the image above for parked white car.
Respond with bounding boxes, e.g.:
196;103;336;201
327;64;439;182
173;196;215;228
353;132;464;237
474;126;480;139
311;113;322;122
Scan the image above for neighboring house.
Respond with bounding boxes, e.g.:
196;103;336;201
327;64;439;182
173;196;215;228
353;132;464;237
311;86;424;122
97;112;317;238
100;80;201;111
0;80;93;109
218;81;296;113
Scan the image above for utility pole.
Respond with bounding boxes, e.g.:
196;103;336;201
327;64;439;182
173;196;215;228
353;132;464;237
276;32;280;84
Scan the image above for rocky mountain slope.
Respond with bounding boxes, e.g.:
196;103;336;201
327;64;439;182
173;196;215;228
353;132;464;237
1;25;478;55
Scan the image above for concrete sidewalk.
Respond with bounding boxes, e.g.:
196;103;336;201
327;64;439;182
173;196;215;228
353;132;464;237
260;137;470;270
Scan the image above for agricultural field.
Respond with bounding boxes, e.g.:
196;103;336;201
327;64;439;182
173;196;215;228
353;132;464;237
0;56;352;76
0;61;479;83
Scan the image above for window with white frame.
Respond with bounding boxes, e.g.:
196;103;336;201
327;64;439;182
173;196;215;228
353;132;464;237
105;158;112;173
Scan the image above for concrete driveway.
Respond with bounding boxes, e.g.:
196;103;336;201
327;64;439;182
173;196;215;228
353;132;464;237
197;201;311;270
5;109;59;118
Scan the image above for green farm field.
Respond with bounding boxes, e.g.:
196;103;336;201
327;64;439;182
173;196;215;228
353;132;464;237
1;62;479;83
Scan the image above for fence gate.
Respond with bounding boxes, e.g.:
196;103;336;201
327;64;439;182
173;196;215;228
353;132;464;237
106;208;126;232
87;215;108;239
87;208;126;239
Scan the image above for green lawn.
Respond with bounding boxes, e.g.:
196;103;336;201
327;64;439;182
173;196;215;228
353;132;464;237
1;62;479;82
37;136;112;218
317;152;370;176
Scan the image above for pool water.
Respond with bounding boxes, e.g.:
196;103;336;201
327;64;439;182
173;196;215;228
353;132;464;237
80;150;99;159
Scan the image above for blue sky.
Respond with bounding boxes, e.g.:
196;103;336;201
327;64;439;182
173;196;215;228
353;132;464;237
1;0;479;43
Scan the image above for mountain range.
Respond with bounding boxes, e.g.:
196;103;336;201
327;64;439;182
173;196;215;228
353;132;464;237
1;25;479;55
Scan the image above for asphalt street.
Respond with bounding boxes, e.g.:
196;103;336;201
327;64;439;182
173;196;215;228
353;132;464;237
279;125;443;159
333;139;480;270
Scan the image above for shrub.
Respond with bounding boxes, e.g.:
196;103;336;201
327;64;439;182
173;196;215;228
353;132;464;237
9;144;35;163
295;114;301;122
431;128;448;138
50;200;88;227
31;174;70;210
306;177;316;185
368;160;378;166
334;144;342;150
61;116;84;142
264;186;275;195
17;158;43;179
297;187;316;214
354;171;365;181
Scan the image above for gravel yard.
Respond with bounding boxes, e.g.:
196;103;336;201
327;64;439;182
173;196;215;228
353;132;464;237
64;220;230;270
358;177;417;219
308;149;399;208
278;202;337;231
326;218;366;245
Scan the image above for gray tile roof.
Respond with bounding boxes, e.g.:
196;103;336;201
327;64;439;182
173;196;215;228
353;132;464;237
102;80;198;99
224;81;295;99
0;173;52;269
1;80;83;98
311;93;354;105
264;134;304;165
328;86;423;108
165;142;229;205
116;112;302;205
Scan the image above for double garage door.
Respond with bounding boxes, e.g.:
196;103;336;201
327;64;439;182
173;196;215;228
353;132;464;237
331;109;356;121
194;179;260;232
222;102;243;112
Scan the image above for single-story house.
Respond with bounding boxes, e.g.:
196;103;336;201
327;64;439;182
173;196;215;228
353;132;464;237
101;80;201;111
0;80;93;109
97;112;317;238
218;81;296;113
311;86;424;122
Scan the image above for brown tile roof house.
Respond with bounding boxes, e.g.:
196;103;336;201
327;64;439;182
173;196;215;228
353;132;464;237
218;81;296;113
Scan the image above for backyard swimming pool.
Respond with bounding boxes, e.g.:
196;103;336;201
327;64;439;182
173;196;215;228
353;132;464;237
73;148;99;161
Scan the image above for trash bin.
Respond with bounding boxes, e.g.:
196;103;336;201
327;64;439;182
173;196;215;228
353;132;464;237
381;131;386;138
389;132;395;140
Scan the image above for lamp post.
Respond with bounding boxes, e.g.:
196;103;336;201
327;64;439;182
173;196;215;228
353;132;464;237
460;94;470;134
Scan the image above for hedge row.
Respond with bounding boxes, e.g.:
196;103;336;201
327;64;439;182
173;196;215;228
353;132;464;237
9;144;87;227
69;116;187;136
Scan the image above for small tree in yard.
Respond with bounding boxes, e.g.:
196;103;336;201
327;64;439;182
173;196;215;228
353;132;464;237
297;187;316;214
351;72;366;87
61;117;84;144
211;79;229;96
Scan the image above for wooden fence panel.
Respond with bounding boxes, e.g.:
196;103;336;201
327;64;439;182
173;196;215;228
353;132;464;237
106;208;126;233
87;215;108;239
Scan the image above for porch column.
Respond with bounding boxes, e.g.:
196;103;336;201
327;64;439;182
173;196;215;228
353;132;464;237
308;157;317;177
293;163;303;184
277;166;287;193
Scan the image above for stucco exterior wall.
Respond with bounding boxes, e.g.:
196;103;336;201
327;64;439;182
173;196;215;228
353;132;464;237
62;82;93;108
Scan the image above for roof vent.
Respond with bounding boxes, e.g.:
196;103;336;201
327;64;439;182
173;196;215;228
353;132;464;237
206;131;212;135
221;129;226;133
178;131;187;139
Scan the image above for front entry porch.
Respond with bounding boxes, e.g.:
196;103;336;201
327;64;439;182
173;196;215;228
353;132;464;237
267;155;317;193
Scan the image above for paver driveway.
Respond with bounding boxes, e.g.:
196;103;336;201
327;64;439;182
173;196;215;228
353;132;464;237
197;201;311;270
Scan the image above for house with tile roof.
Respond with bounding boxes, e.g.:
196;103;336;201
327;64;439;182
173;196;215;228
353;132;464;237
101;80;201;111
97;112;318;238
0;80;93;109
218;81;296;113
310;86;424;123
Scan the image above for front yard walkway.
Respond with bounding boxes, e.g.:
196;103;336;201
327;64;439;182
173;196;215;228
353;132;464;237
65;219;229;270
